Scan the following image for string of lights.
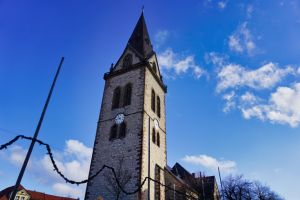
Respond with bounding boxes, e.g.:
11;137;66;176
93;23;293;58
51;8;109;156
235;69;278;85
1;135;198;199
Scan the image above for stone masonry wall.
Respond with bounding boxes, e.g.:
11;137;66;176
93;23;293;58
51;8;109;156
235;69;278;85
85;66;145;200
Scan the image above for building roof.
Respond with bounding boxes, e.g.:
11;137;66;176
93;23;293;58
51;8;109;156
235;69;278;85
167;163;220;199
0;185;77;200
127;12;154;59
171;162;196;185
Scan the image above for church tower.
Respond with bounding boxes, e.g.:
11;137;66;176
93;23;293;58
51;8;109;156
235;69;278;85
85;12;167;200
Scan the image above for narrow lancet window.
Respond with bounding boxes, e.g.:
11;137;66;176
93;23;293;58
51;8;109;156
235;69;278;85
151;89;156;112
109;124;118;140
157;96;161;118
152;62;157;74
157;132;160;147
123;83;132;106
119;122;126;138
112;87;121;109
152;128;156;143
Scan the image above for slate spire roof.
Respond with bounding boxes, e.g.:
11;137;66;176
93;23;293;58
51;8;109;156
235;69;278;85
128;12;154;59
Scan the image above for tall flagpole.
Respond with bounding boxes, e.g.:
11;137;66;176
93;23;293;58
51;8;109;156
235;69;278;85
9;57;64;200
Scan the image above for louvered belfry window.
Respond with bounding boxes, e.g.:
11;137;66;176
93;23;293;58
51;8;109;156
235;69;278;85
112;87;121;109
157;96;161;118
151;89;155;112
123;83;132;106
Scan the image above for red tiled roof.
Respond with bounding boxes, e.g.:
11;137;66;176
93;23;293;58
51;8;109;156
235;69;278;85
27;190;77;200
0;185;77;200
0;185;25;200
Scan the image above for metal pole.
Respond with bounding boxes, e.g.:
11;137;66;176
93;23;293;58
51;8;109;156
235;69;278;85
147;117;151;200
218;166;224;200
9;57;64;200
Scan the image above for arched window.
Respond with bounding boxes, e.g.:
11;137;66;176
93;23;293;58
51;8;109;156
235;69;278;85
157;96;161;118
109;124;118;140
123;83;132;106
119;122;126;138
156;132;160;147
112;87;121;109
152;62;157;74
152;128;156;143
123;54;133;68
151;89;155;112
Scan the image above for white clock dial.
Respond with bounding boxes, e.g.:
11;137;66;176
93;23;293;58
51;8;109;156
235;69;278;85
154;119;159;130
115;113;125;124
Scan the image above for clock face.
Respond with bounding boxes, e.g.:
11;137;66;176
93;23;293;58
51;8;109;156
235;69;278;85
154;119;159;130
115;113;125;124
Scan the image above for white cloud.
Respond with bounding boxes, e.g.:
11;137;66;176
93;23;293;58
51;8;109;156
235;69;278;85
52;183;82;198
183;154;237;174
240;92;258;105
217;62;294;92
223;91;236;112
241;83;300;127
9;145;27;165
65;139;92;160
158;48;206;79
228;22;257;55
154;30;169;48
210;50;300;127
205;52;228;66
3;140;92;199
229;36;243;53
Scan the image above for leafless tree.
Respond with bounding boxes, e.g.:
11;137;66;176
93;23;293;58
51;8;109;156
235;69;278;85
104;157;132;200
221;175;284;200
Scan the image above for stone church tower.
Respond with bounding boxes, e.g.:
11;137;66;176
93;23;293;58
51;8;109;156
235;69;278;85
85;13;167;200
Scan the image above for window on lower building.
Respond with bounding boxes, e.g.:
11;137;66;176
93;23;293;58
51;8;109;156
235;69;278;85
155;165;161;200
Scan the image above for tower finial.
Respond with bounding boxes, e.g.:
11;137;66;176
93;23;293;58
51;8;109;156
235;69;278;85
141;5;144;14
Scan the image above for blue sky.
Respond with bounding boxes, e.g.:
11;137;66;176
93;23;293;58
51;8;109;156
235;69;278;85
1;0;300;199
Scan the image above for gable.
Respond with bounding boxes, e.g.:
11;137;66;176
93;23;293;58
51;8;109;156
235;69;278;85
16;189;30;200
112;46;142;72
147;53;162;81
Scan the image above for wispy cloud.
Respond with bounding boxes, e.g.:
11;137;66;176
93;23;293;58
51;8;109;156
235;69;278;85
154;30;169;49
183;154;237;174
228;22;257;56
218;1;227;10
158;48;206;79
246;5;254;19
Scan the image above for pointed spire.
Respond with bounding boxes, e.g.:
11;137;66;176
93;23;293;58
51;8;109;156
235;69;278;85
128;12;154;59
